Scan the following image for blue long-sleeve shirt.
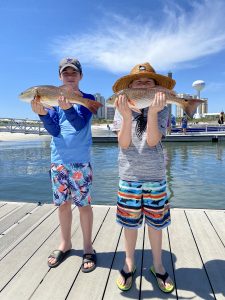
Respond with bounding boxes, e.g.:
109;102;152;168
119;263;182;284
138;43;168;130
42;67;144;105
39;92;95;164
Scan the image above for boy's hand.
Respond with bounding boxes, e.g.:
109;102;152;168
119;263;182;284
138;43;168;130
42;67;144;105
31;95;47;115
115;94;132;120
148;92;166;115
58;95;72;110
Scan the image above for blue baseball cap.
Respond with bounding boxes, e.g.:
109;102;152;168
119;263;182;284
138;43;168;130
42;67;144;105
59;57;82;74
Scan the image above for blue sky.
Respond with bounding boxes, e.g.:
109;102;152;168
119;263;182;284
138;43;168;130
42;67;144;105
1;0;225;119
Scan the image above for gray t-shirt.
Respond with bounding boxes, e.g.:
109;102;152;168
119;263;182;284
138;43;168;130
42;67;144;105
113;106;168;182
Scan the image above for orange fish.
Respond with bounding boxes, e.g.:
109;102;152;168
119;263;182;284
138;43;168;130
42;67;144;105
19;85;102;114
106;86;204;118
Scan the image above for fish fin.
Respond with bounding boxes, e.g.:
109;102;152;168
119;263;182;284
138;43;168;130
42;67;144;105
128;98;136;106
42;104;54;110
59;85;83;97
131;107;142;113
127;99;141;113
86;100;103;114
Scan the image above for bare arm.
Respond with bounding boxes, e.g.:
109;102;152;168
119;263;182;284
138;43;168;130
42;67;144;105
146;92;166;147
115;95;132;149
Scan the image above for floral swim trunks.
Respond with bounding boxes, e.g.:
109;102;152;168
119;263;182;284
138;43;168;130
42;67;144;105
50;163;93;207
116;179;171;230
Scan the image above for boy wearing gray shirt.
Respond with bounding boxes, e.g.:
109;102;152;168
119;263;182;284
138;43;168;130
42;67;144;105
113;62;175;293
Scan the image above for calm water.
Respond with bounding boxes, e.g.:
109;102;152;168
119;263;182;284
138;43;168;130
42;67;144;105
0;140;224;209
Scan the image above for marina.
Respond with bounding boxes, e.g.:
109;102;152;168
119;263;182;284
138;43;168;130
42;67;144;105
1;2;225;299
1;118;225;142
0;201;224;299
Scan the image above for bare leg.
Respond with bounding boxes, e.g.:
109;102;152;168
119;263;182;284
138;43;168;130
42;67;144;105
117;228;137;286
48;201;72;265
148;227;173;289
78;205;94;269
148;227;163;270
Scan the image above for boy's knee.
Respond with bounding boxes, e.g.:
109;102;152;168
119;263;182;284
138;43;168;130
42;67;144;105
58;201;71;211
78;204;92;213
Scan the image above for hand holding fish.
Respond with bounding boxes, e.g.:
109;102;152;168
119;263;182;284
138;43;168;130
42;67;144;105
148;92;166;115
31;95;47;116
115;94;132;120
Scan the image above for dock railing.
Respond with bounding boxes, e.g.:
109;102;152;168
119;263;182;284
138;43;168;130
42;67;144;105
0;118;48;135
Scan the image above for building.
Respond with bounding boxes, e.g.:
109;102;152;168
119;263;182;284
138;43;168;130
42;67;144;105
93;93;105;119
93;93;115;120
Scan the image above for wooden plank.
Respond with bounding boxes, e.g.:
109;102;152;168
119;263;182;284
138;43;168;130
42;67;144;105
169;210;214;299
186;210;225;300
0;207;59;292
0;203;37;234
0;206;79;299
103;224;144;299
0;205;57;260
0;205;224;300
29;206;109;300
0;204;55;253
140;225;175;299
0;202;22;220
205;210;225;245
66;207;122;300
0;202;7;208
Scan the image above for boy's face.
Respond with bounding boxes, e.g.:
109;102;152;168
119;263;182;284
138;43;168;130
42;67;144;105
60;67;82;86
129;77;155;89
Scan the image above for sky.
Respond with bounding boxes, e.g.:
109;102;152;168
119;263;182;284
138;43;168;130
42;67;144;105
1;0;225;120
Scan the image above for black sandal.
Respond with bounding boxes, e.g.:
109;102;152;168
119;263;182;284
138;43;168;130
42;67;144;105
47;249;71;268
81;250;97;273
116;266;136;291
150;266;174;293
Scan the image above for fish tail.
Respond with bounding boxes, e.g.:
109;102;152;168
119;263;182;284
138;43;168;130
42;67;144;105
87;100;103;114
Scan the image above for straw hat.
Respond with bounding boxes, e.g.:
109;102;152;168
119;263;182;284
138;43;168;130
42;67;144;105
112;62;176;93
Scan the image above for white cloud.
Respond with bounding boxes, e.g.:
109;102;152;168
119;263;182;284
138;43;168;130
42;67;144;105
205;82;225;92
51;0;225;74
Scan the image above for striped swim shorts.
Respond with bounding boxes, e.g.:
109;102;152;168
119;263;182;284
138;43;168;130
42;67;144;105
116;179;171;230
50;163;92;207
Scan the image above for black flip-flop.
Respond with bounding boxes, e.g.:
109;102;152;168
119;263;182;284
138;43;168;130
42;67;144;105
47;249;71;268
150;266;174;293
116;266;136;291
81;250;97;273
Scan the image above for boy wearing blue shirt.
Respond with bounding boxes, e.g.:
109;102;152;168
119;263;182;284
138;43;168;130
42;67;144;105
31;57;96;273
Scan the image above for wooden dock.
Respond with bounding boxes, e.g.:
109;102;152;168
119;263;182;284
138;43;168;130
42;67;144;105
0;201;224;300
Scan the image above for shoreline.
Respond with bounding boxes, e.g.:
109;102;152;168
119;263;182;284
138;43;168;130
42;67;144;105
1;123;225;143
0;132;51;142
0;124;114;142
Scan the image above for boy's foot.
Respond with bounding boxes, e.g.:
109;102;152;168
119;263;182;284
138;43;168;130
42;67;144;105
48;242;72;267
116;266;136;291
47;249;71;268
150;266;174;293
81;249;97;273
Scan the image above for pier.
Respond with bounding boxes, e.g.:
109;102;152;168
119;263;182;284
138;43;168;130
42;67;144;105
0;201;224;299
1;118;225;142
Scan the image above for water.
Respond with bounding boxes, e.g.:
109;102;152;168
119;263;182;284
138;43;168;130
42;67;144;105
0;140;224;209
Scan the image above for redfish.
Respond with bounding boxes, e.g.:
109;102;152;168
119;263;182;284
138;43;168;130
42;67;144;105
19;85;102;114
106;86;204;118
